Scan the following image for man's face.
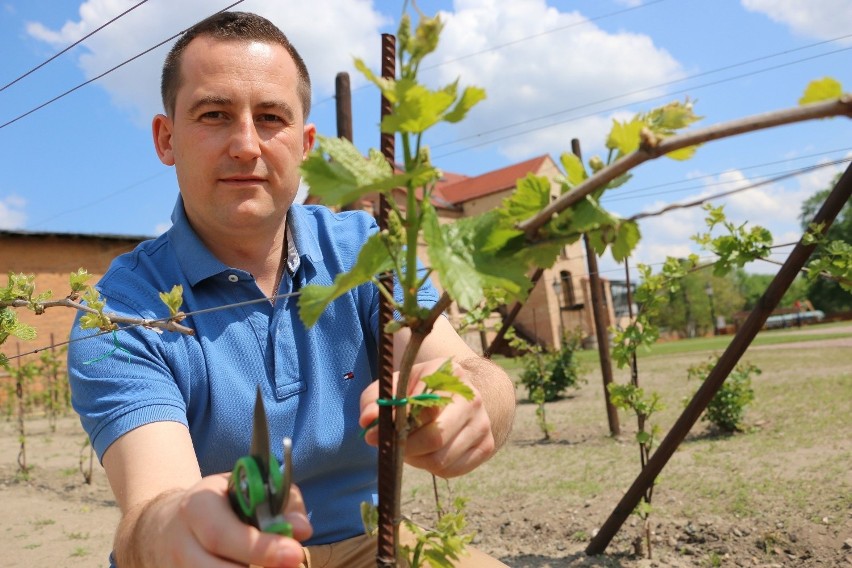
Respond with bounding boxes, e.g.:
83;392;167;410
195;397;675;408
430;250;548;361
152;37;315;240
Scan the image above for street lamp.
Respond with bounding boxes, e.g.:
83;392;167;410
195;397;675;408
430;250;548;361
705;281;717;336
552;276;566;344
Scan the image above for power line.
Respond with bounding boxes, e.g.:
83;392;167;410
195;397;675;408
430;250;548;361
26;170;172;230
432;43;852;158
0;0;150;94
5;288;302;362
0;0;245;131
422;0;672;71
606;157;852;205
604;146;852;200
311;0;673;110
627;158;852;220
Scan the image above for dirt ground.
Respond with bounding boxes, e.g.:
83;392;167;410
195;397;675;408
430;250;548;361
1;330;850;567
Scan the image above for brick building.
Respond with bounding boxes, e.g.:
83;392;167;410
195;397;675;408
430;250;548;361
357;154;616;352
0;230;147;363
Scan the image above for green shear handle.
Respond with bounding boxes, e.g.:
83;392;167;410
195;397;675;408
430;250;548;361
227;387;293;537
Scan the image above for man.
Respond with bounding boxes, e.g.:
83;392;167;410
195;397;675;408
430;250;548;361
67;11;515;568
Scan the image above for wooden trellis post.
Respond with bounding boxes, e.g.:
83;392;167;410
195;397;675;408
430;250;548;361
587;161;852;555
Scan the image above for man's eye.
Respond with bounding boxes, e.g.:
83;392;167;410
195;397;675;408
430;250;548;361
258;114;283;123
200;111;225;120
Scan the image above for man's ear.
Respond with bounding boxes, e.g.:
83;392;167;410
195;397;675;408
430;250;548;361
302;123;317;159
152;114;175;166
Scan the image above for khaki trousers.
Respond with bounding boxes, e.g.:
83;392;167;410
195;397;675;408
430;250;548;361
299;527;507;568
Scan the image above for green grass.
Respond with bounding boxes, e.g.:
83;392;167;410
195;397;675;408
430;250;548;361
586;322;851;363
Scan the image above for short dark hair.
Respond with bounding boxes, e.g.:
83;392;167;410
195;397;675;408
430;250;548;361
161;11;311;119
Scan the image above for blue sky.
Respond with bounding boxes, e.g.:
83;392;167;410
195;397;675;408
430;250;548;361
1;0;850;278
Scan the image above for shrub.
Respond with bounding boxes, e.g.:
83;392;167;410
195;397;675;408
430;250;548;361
687;357;760;432
518;330;585;402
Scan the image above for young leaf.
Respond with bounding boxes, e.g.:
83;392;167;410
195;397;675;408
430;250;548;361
500;174;552;223
665;145;700;161
559;152;587;188
159;284;184;317
606;118;644;156
442;86;487;124
420;360;475;401
799;77;843;105
69;268;91;292
353;58;395;101
382;79;457;134
609;220;641;262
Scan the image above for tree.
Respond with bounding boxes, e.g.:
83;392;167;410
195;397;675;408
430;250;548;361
734;270;809;310
647;269;743;337
799;173;852;313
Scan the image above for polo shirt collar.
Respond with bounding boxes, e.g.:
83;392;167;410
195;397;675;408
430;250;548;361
168;197;229;287
286;204;324;268
167;197;325;287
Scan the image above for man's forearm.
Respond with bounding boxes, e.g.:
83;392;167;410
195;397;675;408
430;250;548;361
114;489;183;568
458;356;516;449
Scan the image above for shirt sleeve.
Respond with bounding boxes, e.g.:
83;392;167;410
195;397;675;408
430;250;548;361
67;292;189;462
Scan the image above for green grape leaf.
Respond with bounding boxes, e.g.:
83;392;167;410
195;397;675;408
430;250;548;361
420;359;475;401
69;268;91;292
299;232;395;328
606;117;644;156
301;137;394;205
353;58;395;101
442;86;487;124
382;79;457;134
423;203;532;311
8;320;37;341
665;144;700;161
500;174;552;223
799;77;843;105
559;152;587;188
406;13;443;65
610;220;641;262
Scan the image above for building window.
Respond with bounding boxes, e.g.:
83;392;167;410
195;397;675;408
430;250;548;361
560;270;576;307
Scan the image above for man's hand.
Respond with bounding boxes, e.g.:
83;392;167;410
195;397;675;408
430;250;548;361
359;358;496;478
117;473;311;567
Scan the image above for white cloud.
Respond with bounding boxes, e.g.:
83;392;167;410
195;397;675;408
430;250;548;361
0;195;28;229
153;221;171;235
742;0;852;44
27;0;388;126
426;0;685;162
608;156;849;276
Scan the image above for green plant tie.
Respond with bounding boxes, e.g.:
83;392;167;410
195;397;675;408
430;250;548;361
376;393;442;406
83;330;131;365
359;393;443;437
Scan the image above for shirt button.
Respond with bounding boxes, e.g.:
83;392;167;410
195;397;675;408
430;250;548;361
228;274;239;283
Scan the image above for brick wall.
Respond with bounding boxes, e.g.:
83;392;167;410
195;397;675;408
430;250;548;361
1;232;144;363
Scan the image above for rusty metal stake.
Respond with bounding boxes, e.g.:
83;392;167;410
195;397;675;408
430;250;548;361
376;33;398;568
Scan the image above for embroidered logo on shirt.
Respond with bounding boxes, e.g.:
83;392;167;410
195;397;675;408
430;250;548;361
342;371;355;380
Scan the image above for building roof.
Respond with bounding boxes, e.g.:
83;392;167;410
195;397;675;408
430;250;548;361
0;229;152;242
434;155;551;205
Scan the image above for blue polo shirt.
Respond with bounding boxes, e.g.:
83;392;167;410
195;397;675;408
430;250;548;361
67;198;439;546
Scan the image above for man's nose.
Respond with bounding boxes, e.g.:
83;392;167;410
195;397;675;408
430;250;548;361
229;117;262;160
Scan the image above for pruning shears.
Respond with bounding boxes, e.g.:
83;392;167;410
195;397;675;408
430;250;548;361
227;386;293;537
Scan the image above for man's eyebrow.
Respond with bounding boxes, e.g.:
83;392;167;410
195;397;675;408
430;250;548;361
258;100;296;121
187;95;232;116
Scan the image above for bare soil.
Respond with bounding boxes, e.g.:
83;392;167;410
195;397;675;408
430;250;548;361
1;329;850;567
